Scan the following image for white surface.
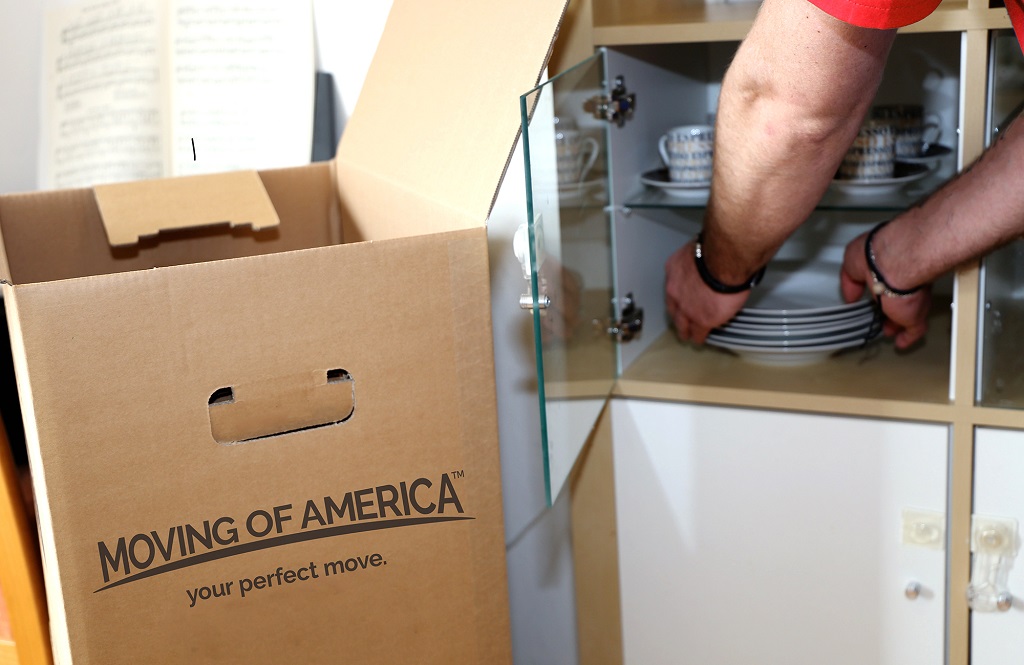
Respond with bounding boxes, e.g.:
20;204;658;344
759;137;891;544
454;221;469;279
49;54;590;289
612;399;948;665
0;2;44;194
488;87;581;665
971;428;1024;664
0;1;388;194
607;45;716;370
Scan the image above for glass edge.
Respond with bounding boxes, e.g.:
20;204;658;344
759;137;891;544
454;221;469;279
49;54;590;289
519;89;553;508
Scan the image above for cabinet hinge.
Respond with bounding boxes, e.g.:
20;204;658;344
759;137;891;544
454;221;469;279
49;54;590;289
602;292;644;342
585;76;635;127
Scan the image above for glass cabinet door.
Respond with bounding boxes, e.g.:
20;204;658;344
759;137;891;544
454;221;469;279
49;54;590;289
520;52;617;505
978;30;1024;407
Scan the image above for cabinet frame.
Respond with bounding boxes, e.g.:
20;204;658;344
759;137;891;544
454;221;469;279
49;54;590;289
557;2;1020;664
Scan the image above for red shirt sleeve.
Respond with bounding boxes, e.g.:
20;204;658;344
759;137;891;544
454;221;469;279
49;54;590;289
1006;0;1024;53
807;0;942;29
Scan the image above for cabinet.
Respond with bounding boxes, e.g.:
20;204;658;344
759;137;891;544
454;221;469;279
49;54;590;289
521;2;1023;664
612;400;948;665
971;428;1024;665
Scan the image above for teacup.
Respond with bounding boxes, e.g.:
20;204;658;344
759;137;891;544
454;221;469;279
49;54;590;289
872;104;942;158
838;119;895;180
555;129;599;187
658;125;714;184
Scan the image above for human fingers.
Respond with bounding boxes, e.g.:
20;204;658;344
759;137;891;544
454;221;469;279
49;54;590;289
840;234;869;303
840;268;866;304
893;322;928;350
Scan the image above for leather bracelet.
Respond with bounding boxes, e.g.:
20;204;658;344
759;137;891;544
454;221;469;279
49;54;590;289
864;220;921;298
693;232;766;294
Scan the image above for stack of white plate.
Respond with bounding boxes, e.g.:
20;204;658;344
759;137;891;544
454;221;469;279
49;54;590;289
706;258;883;366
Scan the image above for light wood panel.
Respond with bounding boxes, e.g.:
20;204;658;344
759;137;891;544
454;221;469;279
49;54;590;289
615;303;954;421
590;0;1009;45
570;406;623;665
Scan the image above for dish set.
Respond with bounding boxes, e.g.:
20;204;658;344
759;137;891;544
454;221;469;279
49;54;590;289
706;258;883;365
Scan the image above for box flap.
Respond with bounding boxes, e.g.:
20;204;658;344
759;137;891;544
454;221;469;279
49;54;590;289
335;0;567;241
93;171;280;247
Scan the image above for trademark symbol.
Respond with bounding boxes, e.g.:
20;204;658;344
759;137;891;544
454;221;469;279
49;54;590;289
450;469;465;479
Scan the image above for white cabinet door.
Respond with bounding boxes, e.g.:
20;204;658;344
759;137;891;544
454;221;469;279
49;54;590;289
611;399;948;665
971;428;1024;664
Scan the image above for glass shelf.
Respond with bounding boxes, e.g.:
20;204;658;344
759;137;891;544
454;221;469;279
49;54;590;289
621;169;949;211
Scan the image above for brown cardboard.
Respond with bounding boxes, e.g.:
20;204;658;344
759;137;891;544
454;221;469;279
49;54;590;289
93;171;280;247
0;0;567;662
335;0;567;242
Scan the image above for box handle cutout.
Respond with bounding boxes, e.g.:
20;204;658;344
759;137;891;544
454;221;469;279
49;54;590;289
208;387;235;406
208;369;354;445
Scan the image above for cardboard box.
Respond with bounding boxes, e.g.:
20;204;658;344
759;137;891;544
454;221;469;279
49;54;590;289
0;1;567;662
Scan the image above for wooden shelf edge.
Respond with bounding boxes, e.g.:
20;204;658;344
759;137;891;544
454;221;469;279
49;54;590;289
593;4;1010;45
613;379;956;422
967;405;1024;429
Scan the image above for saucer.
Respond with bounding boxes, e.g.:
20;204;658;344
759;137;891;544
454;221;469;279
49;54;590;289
899;143;953;166
557;179;604;203
639;169;710;198
830;161;929;196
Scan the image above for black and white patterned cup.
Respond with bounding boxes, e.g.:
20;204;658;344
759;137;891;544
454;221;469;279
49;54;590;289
555;129;599;187
839;120;896;180
872;104;942;158
658;125;714;184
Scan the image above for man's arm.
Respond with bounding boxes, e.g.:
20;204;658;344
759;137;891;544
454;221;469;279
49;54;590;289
665;0;896;342
841;112;1024;349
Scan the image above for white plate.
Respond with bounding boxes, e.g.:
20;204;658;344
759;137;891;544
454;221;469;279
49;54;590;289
829;161;929;196
717;311;877;338
731;301;872;325
726;308;875;331
706;329;883;366
737;258;869;316
735;300;872;322
707;324;878;349
639;168;709;198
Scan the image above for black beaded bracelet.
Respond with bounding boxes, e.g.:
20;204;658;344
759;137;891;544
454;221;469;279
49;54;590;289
693;232;766;294
864;220;921;298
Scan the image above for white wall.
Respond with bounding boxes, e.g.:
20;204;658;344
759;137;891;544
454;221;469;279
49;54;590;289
0;3;578;663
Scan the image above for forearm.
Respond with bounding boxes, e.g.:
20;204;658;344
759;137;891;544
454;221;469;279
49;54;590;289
870;112;1024;289
702;0;896;283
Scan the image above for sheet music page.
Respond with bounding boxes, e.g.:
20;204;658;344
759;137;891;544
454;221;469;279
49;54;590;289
40;0;168;189
169;0;315;176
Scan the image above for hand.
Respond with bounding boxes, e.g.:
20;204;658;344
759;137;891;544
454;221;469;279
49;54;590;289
665;239;752;344
840;232;932;350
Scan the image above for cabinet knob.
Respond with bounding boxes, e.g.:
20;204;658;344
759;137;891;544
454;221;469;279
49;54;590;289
996;592;1013;612
905;581;922;600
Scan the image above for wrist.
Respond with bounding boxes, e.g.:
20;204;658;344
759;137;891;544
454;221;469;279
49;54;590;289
693;232;766;294
864;220;921;298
